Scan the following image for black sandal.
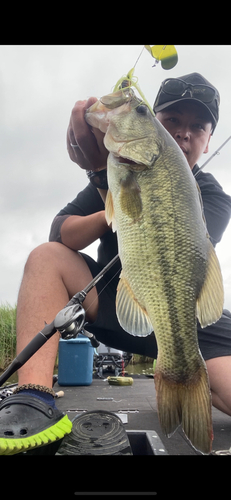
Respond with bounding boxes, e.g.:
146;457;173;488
0;394;72;455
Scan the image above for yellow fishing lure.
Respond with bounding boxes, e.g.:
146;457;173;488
145;45;178;70
113;67;154;115
112;45;178;116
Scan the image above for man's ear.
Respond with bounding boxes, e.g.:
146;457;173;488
203;134;211;154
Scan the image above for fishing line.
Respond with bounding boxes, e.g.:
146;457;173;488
195;135;231;177
83;262;122;318
133;46;145;70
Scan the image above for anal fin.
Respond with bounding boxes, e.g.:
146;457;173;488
116;273;153;336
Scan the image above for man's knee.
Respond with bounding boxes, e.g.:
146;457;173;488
24;242;65;275
23;242;86;282
21;242;98;322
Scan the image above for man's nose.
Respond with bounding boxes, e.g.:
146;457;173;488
174;128;191;141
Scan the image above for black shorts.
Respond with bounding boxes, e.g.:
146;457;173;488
81;253;231;361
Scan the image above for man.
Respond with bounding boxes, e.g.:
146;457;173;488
0;73;231;455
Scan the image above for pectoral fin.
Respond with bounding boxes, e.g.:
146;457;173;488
120;172;142;222
105;189;117;232
116;273;153;336
196;240;224;328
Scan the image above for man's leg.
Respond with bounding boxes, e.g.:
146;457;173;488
0;242;99;455
206;356;231;416
16;241;99;388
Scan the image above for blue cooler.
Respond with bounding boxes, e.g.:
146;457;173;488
58;335;94;386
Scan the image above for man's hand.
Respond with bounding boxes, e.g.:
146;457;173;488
67;97;108;171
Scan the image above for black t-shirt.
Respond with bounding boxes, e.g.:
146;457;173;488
49;165;231;275
192;165;231;246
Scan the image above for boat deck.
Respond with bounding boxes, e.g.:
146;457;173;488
7;374;228;497
54;374;231;456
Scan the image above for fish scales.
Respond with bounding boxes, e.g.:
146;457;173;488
109;146;205;375
85;89;224;454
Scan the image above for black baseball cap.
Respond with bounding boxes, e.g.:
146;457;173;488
153;72;220;132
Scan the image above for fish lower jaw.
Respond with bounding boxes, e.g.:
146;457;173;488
112;153;148;171
112;153;138;167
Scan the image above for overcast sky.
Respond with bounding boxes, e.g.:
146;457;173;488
1;45;231;308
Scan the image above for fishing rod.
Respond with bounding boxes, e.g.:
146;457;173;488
194;135;231;178
0;254;120;387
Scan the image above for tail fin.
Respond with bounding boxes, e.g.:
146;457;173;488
154;364;213;454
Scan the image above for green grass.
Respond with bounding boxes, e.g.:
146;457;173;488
0;304;17;370
0;303;58;382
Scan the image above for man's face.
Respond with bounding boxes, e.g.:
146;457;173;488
155;101;213;170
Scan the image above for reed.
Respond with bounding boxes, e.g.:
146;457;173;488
0;304;17;370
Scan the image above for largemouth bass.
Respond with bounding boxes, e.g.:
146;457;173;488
85;88;224;454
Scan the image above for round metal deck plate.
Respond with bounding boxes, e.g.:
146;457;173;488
57;410;133;455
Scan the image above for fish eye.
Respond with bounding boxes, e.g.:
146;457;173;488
136;104;147;115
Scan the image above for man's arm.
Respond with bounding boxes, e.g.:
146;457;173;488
51;98;111;251
60;212;109;250
49;182;110;250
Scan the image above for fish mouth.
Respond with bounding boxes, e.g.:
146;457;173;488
113;153;139;167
